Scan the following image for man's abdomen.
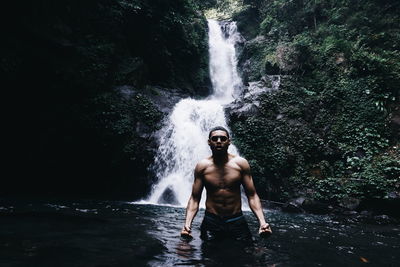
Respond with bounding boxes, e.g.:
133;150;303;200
205;189;242;217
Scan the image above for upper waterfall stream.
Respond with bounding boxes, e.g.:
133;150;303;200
142;19;244;207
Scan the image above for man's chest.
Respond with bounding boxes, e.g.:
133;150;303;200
203;165;242;189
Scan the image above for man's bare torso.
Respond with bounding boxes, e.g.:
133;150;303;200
181;128;271;239
198;153;244;216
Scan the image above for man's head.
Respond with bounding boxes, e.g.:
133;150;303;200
208;126;230;139
208;126;230;154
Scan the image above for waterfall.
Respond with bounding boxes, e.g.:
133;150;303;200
208;20;243;104
140;19;244;207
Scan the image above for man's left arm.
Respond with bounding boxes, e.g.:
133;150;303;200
240;158;272;236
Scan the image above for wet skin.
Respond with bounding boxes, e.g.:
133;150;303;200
181;130;272;238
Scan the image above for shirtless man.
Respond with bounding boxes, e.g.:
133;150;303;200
180;126;272;242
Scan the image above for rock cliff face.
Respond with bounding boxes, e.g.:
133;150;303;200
226;75;280;119
2;0;210;198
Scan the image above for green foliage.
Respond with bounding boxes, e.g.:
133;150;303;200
230;0;400;203
205;0;247;19
118;0;211;92
89;89;163;184
307;151;400;201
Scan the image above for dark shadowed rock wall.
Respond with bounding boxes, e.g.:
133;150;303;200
2;0;210;199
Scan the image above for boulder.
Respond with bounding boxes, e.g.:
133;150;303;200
301;199;332;215
157;187;179;205
226;75;280;119
373;214;391;225
116;85;190;115
339;197;361;211
282;197;306;213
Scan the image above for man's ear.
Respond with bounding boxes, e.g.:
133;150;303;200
208;139;211;145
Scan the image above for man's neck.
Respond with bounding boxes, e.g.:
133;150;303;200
212;152;229;165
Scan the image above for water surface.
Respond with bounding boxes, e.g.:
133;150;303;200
1;199;399;266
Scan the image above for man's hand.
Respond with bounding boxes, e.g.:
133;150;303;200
259;222;272;238
180;225;193;240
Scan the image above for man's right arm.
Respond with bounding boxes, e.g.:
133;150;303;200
181;162;205;238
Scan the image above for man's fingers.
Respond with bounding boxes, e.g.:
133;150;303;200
260;223;270;230
180;230;193;240
259;223;272;237
180;226;193;240
181;228;190;235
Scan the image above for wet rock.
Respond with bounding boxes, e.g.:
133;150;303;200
238;35;267;82
360;210;373;216
387;191;400;199
301;199;331;215
281;197;307;213
226;75;280;119
144;87;191;115
116;85;189;115
358;198;400;219
389;104;400;134
264;61;281;75
339;197;361;210
135;121;153;139
157;187;179;206
373;215;391;225
342;210;358;216
282;203;304;213
292;197;306;206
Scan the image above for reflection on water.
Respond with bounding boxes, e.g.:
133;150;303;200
0;199;399;266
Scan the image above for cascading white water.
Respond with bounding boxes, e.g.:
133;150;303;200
208;19;243;104
141;19;244;207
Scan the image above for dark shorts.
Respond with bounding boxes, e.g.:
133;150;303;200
200;211;253;243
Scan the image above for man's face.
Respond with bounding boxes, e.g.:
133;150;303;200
208;130;230;153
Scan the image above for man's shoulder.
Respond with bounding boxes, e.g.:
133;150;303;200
199;156;213;165
231;155;249;164
231;155;250;170
195;157;213;171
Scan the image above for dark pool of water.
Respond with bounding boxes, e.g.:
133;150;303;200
0;199;399;266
